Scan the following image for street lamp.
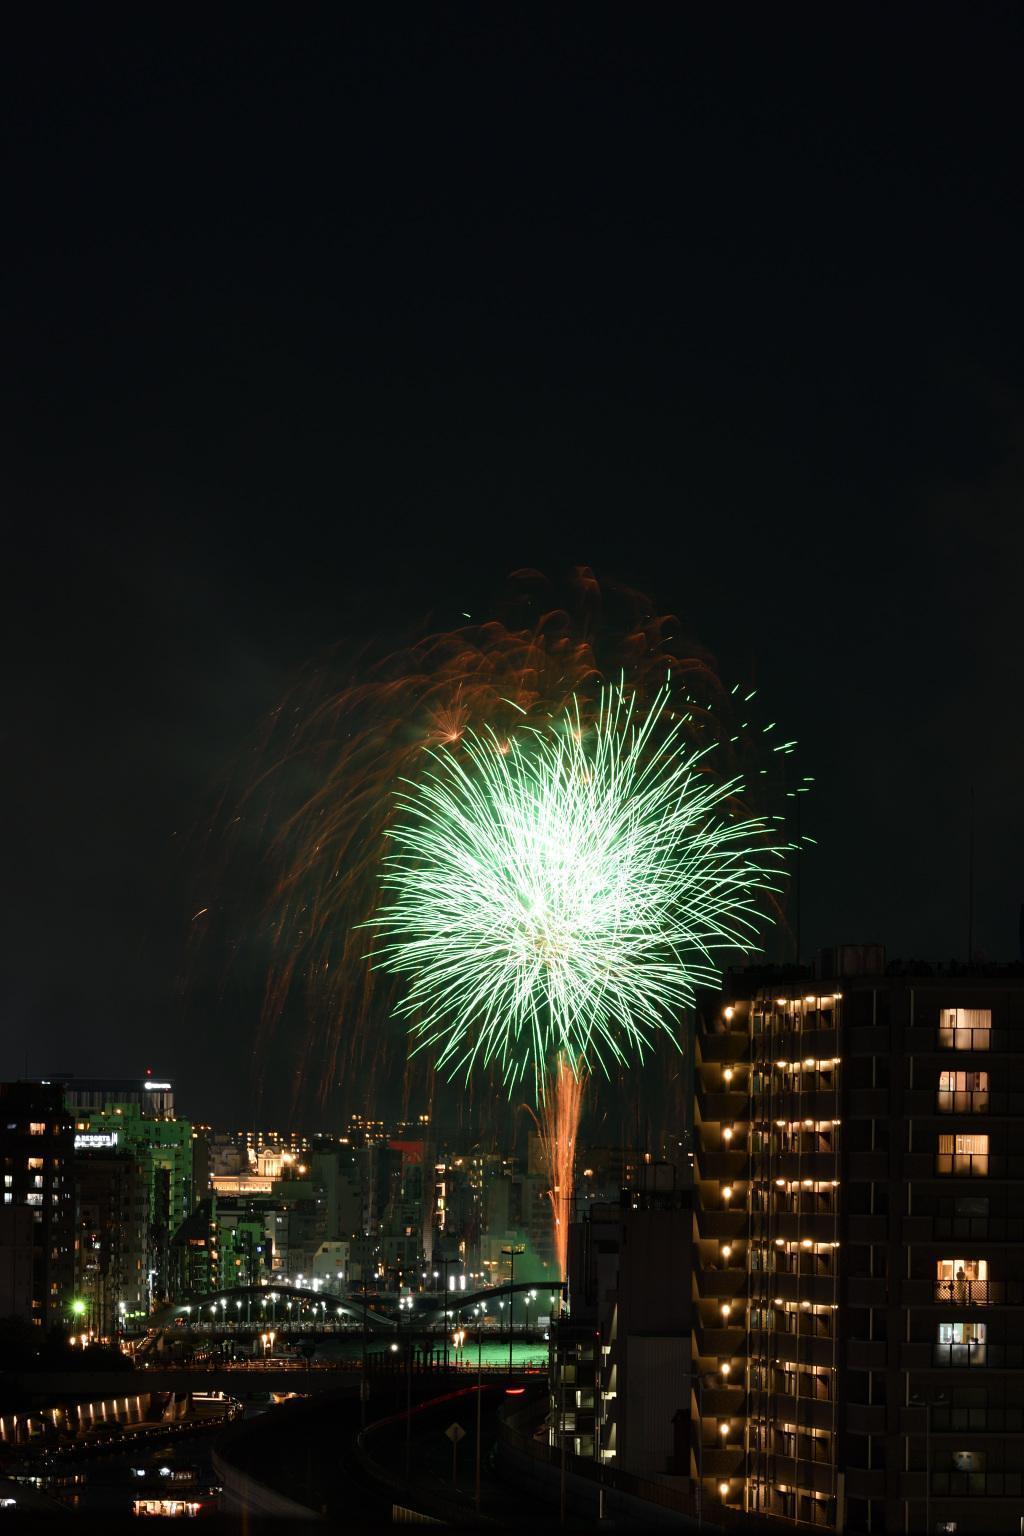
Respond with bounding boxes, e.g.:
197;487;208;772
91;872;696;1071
500;1243;526;1375
433;1257;458;1371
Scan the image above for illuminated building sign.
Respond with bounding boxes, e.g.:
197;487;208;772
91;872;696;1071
144;1081;172;1091
74;1131;119;1150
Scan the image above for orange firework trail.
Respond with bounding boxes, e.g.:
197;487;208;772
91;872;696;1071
529;1055;587;1286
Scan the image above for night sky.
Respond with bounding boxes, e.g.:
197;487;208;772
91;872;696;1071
5;10;1023;1126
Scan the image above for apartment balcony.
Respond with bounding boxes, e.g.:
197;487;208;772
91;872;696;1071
846;1025;892;1056
846;1151;889;1181
898;1340;1024;1370
765;1456;835;1497
698;1090;749;1121
698;1033;750;1064
697;1382;746;1416
696;1325;746;1357
772;1152;840;1181
848;1088;890;1117
696;1446;745;1480
759;1089;841;1122
902;1216;934;1242
901;1278;1017;1307
847;1338;888;1370
695;1209;748;1239
768;1213;841;1244
756;1392;835;1433
695;1265;748;1300
757;1331;837;1370
754;1271;838;1307
695;1149;748;1181
761;1025;838;1060
844;1467;886;1500
847;1215;888;1243
845;1402;887;1435
846;1277;887;1308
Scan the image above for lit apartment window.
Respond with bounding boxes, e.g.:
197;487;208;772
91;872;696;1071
25;1192;42;1206
27;1157;43;1170
28;1122;46;1136
938;1071;989;1113
935;1258;988;1304
936;1134;989;1177
936;1320;986;1366
938;1008;991;1051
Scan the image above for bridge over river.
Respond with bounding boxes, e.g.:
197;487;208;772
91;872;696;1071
143;1279;565;1340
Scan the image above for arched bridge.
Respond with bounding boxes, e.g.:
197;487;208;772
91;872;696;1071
150;1285;398;1333
146;1279;565;1337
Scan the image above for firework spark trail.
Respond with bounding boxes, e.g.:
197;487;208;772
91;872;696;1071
371;680;791;1274
529;1055;586;1282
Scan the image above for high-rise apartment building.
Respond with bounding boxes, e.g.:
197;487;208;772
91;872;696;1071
0;1082;75;1327
694;950;1024;1534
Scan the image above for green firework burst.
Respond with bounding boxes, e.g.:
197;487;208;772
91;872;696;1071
370;682;790;1092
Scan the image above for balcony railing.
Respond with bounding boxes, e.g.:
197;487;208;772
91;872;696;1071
934;1217;1024;1243
933;1279;991;1305
937;1090;989;1114
930;1471;1024;1497
935;1153;988;1177
933;1342;990;1367
938;1026;990;1051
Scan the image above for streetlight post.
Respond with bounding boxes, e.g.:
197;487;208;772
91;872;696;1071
501;1244;525;1375
434;1257;457;1373
475;1322;484;1516
361;1274;369;1429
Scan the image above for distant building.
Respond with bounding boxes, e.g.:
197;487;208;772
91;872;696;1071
555;1168;692;1476
75;1149;149;1336
311;1240;349;1282
170;1197;219;1298
0;1081;75;1327
215;1206;271;1290
60;1075;176;1120
70;1101;193;1302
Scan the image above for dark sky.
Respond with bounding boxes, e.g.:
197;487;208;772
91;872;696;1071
4;10;1023;1126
